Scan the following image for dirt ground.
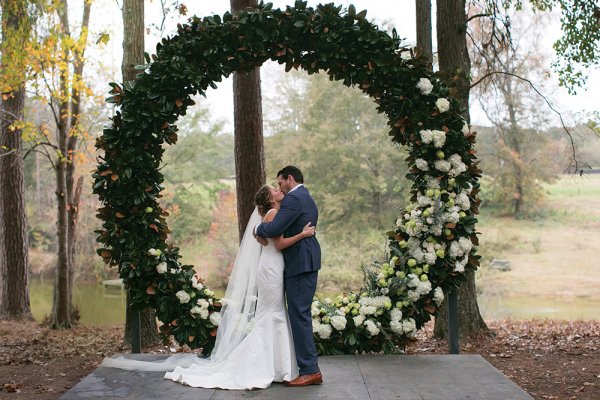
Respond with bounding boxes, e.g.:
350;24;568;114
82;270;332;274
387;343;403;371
0;319;598;400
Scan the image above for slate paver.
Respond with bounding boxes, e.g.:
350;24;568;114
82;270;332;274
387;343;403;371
60;354;533;400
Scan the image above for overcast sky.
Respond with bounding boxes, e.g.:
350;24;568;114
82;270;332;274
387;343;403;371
90;0;598;130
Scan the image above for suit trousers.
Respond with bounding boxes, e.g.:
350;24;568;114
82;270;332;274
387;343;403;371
284;270;320;375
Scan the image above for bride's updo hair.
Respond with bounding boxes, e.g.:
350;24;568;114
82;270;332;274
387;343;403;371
254;185;273;217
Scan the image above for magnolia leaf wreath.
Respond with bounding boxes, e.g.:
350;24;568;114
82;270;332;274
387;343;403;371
94;1;481;355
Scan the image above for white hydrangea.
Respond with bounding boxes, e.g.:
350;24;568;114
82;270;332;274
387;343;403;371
448;154;467;176
199;308;209;319
209;312;221;326
434;287;444;306
191;276;203;290
454;257;468;273
402;318;417;336
434;160;452;172
432;130;446;148
312;319;321;333
190;306;203;316
416;78;434;95
359;305;377;316
353;315;365;326
415;158;429;171
420;129;433;144
148;248;161;257
436;98;450;113
427;177;441;189
417;195;433;207
400;50;412;61
455;192;471;210
175;290;191;304
424;251;437;265
390;320;402;334
462;122;470;135
331;315;347;331
197;298;209;309
156;262;168;274
311;304;320;317
459;237;473;253
364;319;381;337
390;308;403;322
315;321;332;339
359;296;391;309
444;210;460;224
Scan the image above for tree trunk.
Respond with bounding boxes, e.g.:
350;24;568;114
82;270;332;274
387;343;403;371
0;0;33;320
52;120;71;328
231;0;266;240
0;90;32;320
121;0;159;348
433;0;488;338
415;0;433;69
66;1;91;321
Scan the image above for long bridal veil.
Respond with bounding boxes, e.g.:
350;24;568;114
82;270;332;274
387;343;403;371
101;207;264;372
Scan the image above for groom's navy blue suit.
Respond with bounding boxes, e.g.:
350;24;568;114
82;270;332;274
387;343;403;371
256;185;321;375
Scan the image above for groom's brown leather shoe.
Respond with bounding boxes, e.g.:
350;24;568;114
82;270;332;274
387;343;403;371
286;372;323;387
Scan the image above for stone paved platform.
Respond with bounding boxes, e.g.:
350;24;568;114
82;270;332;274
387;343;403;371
60;354;533;400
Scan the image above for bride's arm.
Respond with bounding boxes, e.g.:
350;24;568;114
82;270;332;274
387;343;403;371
264;210;315;250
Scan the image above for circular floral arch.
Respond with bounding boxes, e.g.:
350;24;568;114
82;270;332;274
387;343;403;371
94;2;481;355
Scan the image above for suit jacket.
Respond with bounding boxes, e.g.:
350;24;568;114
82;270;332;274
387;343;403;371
256;185;321;278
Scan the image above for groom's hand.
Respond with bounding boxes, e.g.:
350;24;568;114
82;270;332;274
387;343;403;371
255;235;268;246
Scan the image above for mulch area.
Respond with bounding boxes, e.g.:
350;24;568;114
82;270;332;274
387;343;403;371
0;319;598;399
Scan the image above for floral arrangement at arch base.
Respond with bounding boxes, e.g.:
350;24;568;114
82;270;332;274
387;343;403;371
93;1;481;356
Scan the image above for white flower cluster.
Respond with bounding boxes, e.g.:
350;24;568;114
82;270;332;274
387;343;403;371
416;78;433;95
331;315;347;331
433;287;444;306
176;290;190;304
209;312;221;326
358;296;392;316
148;248;162;257
406;273;432;302
312;319;333;339
419;129;446;148
190;297;210;319
449;237;474;272
448;154;467;177
415;158;429;171
462;122;470;135
364;319;381;337
400;50;412;61
353;314;365;326
434;159;451;172
390;317;416;336
156;261;168;274
435;98;450;113
191;275;204;291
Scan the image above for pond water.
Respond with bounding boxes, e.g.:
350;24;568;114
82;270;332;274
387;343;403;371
29;280;599;326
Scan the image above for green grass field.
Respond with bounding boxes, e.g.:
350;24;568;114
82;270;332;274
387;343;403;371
475;174;600;319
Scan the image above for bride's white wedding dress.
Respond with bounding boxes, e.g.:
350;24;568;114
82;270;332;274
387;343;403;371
164;237;298;389
101;208;298;390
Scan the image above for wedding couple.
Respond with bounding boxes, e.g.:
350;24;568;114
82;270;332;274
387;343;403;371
103;166;323;390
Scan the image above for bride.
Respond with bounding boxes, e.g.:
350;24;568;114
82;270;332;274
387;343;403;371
102;185;315;390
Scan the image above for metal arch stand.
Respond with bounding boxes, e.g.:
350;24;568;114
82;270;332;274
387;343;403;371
447;288;459;354
132;310;141;353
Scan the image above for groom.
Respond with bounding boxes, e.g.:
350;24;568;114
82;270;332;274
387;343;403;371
255;165;323;387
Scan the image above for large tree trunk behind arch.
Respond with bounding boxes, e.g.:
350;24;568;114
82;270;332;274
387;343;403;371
231;0;266;240
434;0;488;339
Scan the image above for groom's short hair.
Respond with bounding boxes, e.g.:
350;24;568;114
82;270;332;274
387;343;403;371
277;165;304;183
